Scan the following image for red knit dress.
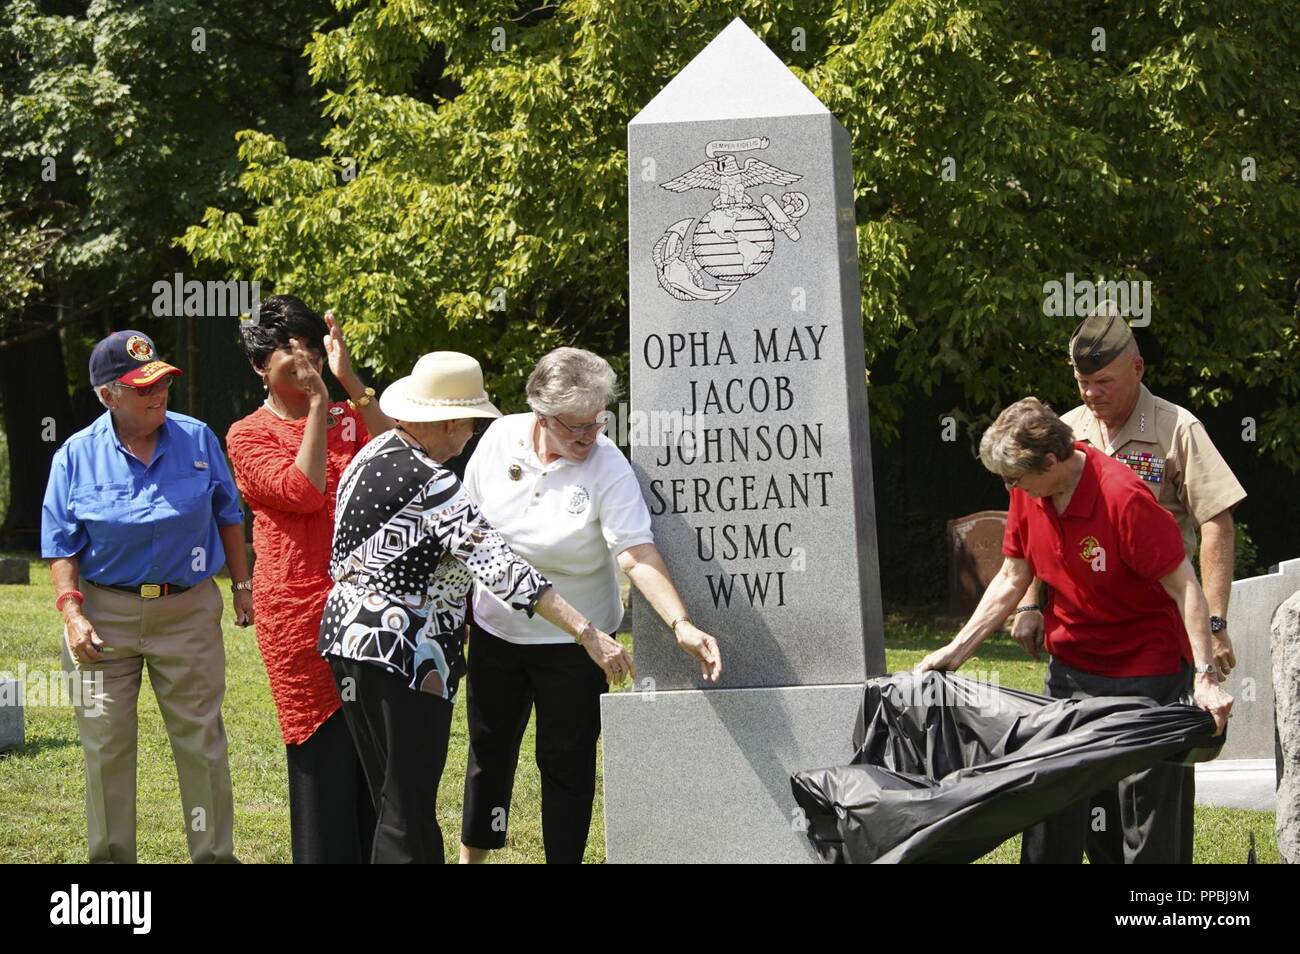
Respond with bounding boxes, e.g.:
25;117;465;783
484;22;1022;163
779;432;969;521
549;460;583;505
226;402;371;745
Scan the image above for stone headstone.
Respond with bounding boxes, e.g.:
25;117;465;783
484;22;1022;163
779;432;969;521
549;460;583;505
0;677;23;753
1217;557;1300;761
0;557;29;585
947;511;1008;617
601;18;885;863
1271;588;1300;864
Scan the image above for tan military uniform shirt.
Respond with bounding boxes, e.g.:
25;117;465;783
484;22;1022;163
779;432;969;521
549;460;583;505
1059;384;1247;559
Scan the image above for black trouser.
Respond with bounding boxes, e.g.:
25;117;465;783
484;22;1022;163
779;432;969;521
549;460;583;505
1021;657;1195;865
1086;767;1196;863
285;708;376;864
329;657;453;864
460;621;607;864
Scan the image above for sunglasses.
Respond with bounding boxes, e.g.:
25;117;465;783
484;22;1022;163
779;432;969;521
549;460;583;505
128;376;174;398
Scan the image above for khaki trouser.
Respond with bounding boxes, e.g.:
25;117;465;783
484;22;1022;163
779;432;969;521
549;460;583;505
61;577;237;863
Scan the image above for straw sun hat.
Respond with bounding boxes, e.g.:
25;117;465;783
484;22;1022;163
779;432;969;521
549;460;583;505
379;352;502;423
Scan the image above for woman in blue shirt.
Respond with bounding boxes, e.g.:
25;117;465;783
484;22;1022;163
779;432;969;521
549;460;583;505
41;330;251;864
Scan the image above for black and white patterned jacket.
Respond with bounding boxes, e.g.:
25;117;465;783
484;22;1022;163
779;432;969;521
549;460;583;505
318;429;550;698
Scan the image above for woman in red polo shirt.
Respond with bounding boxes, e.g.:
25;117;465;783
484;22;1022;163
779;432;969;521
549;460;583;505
226;295;395;863
918;397;1232;864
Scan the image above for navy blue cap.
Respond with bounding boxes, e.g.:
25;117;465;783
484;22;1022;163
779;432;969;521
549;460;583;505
89;331;182;388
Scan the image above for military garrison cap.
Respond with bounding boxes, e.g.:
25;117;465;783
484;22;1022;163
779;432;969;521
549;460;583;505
1069;304;1134;373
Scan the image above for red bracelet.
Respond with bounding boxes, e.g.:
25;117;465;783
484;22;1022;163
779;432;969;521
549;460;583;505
55;590;85;612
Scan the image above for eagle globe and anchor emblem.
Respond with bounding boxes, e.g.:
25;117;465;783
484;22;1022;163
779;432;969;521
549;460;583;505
652;136;810;304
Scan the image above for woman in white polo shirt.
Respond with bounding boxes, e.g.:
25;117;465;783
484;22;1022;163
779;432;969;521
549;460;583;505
459;347;722;864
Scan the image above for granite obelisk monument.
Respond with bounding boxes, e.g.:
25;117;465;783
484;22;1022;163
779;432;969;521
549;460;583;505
600;19;886;863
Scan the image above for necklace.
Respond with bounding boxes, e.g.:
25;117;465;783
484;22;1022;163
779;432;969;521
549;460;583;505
263;397;312;422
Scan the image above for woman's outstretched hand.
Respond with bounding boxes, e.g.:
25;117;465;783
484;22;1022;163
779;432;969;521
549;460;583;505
675;621;722;682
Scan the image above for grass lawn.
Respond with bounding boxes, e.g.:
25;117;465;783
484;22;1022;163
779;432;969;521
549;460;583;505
0;556;1278;863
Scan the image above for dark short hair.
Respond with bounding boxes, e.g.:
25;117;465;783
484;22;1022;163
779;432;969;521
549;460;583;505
239;295;328;370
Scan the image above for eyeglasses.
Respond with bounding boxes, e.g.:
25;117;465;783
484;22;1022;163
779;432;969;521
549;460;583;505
129;377;173;398
549;412;609;437
1003;469;1032;491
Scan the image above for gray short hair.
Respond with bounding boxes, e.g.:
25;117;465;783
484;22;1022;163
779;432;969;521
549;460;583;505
93;381;124;409
525;347;620;417
979;397;1075;478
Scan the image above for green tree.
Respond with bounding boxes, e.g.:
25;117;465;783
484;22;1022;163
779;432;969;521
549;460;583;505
182;0;1300;468
0;0;333;541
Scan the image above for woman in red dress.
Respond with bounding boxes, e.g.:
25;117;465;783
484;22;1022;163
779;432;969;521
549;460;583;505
226;295;395;863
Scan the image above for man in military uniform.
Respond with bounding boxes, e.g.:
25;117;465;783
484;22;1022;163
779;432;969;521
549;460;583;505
1011;301;1247;863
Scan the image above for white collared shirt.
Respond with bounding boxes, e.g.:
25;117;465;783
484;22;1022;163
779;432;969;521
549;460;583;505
466;412;654;644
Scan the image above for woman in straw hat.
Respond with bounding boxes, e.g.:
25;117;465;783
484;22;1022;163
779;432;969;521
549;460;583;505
318;351;631;863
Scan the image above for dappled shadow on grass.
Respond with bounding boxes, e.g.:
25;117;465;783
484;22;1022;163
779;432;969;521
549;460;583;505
0;733;78;761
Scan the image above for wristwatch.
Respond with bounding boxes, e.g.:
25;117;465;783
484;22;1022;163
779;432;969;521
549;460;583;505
1193;663;1217;675
347;386;376;409
231;579;253;593
1209;616;1227;634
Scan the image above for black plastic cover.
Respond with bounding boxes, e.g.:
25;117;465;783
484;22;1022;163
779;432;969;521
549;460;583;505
790;671;1223;863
